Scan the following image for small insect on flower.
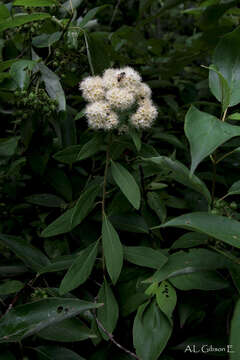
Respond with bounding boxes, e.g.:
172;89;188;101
117;72;126;82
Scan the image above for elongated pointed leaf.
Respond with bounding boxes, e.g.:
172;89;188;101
10;60;36;90
13;0;55;6
59;241;98;295
145;156;211;202
210;26;240;107
97;279;119;340
37;318;94;342
227;180;240;196
133;300;172;360
0;234;50;272
124;246;168;269
38;63;66;111
208;64;231;111
102;215;123;284
0;298;102;342
156;281;177;321
41;183;99;237
33;346;86;360
111;161;141;210
184;106;240;174
159;212;240;249
149;248;230;283
0;14;50;32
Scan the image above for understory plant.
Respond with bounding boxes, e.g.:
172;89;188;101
1;1;240;360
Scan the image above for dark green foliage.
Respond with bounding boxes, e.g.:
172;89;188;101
1;1;240;359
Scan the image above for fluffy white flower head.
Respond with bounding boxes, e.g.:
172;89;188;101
102;68;120;90
136;83;152;100
106;87;136;110
79;66;157;131
85;101;119;130
117;66;142;89
79;76;105;102
130;99;158;128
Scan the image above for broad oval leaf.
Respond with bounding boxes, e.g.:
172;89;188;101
97;279;119;340
111;161;141;210
209;26;240;107
184;106;240;174
102;215;123;285
10;60;36;90
0;298;102;342
0;280;24;295
159;212;240;249
59;241;98;295
133;300;172;360
124;246;168;269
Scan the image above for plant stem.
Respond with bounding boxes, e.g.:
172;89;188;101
102;139;111;217
210;153;217;208
221;108;228;122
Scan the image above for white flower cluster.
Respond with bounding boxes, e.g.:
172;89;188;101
79;67;158;130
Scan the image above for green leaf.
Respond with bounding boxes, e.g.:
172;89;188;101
0;137;19;158
209;27;240;107
147;192;167;223
79;5;110;28
46;168;72;202
158;212;240;249
38;63;66;111
171;232;207;250
111;161;141;210
184;106;240;174
13;0;55;6
25;194;66;208
124;246;168;269
53;135;103;164
41;183;99;237
102;215;123;285
0;14;50;32
0;280;24;295
129;127;141;152
97;279;119;340
148;248;231;283
227;180;240;196
59;241;98;295
0;4;10;21
208;65;230;112
230;299;240;360
40;254;78;274
70;183;100;228
145;156;211;202
37;318;94;342
0;234;50;272
169;271;229;291
228;113;240;121
156;281;177;321
0;298;101;342
133;300;172;360
87;32;112;74
110;214;149;233
32;32;61;48
34;345;86;360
